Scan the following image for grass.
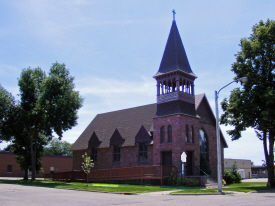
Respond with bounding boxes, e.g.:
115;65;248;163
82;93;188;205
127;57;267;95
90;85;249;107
222;182;273;193
1;179;274;194
171;182;274;194
0;179;177;193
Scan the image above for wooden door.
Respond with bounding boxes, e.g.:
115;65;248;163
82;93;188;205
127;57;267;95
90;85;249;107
162;151;172;166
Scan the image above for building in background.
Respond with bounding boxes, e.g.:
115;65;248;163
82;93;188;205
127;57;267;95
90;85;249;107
0;151;72;178
251;166;268;178
224;158;251;179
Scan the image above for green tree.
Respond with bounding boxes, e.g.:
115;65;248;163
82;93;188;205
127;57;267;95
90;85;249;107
0;85;16;142
43;138;73;156
4;134;47;180
81;152;94;186
0;63;83;181
220;19;275;187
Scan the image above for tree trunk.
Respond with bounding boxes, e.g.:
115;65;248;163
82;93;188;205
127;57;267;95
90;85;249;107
30;138;36;181
24;168;28;180
267;131;274;187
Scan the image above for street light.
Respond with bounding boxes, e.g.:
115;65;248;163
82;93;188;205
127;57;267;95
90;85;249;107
215;77;247;193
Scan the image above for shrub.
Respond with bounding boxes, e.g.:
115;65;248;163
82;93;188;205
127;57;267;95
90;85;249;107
223;161;242;185
176;177;199;187
168;175;176;186
222;179;226;185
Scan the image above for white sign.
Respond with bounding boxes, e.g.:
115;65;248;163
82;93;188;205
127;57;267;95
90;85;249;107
181;152;187;162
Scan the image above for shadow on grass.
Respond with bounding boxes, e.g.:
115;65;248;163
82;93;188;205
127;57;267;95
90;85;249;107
0;179;70;188
223;186;275;193
0;180;204;193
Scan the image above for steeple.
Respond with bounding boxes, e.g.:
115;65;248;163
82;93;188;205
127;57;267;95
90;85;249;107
154;16;197;117
156;20;195;76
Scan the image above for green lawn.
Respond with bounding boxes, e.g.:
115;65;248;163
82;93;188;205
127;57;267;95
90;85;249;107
173;182;273;194
1;179;274;194
0;179;179;193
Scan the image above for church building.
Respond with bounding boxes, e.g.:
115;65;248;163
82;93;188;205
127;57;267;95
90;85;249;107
70;17;228;181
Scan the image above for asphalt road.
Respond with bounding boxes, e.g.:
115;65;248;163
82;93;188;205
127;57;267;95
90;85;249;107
1;183;275;206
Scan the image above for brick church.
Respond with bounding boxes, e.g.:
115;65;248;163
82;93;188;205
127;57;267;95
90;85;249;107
70;18;228;180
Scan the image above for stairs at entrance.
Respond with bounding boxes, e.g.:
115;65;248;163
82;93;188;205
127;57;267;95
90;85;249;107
205;177;218;188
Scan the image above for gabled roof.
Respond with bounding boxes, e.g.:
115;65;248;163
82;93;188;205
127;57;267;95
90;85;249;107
70;104;157;150
157;21;195;76
71;94;227;150
195;94;228;148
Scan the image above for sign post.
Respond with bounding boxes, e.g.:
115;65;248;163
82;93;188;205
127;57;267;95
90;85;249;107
181;152;187;184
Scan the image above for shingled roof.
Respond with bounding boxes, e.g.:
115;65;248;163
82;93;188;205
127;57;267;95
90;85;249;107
70;103;157;150
157;21;195;76
71;94;227;150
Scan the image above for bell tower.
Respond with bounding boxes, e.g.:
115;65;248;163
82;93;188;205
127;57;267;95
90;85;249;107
154;15;197;117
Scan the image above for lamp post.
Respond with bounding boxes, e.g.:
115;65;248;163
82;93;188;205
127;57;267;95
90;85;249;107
215;77;247;193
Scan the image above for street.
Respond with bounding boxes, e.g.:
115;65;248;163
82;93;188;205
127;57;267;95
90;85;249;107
0;183;275;206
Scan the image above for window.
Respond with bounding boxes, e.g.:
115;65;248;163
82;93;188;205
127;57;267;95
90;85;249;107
185;125;189;143
199;129;208;159
91;147;98;162
139;143;148;162
191;126;194;143
7;165;12;173
167;125;172;143
160;126;165;143
113;146;120;162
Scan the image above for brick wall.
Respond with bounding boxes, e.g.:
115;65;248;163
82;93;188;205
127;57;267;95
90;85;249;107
72;145;153;171
153;113;220;180
0;152;72;178
0;152;22;177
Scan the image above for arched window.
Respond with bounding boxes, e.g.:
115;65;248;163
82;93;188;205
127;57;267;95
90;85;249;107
191;126;194;143
160;126;165;143
185;125;189;143
167;125;172;143
199;129;208;159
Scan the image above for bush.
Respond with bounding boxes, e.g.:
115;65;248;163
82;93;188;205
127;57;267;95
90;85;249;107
223;170;234;184
168;175;176;186
222;179;226;185
176;177;199;187
223;161;242;185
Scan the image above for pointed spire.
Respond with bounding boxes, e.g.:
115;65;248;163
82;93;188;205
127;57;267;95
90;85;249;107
157;20;195;76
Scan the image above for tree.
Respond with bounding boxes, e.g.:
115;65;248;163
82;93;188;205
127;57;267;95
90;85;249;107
81;153;94;186
220;19;275;187
0;63;83;181
4;134;47;180
0;85;15;142
251;161;255;167
43;138;73;156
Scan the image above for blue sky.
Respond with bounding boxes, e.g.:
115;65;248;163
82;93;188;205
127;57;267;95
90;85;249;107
1;0;275;165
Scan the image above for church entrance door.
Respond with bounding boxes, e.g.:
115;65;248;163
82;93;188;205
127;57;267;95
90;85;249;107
161;151;172;166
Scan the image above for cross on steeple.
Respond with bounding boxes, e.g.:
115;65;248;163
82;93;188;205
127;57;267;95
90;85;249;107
172;9;176;21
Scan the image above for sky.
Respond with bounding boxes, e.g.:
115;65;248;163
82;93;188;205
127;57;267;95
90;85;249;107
1;0;275;166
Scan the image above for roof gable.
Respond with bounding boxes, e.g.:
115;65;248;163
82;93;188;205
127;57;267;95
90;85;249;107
135;125;152;143
195;94;228;148
88;132;102;148
110;128;125;146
